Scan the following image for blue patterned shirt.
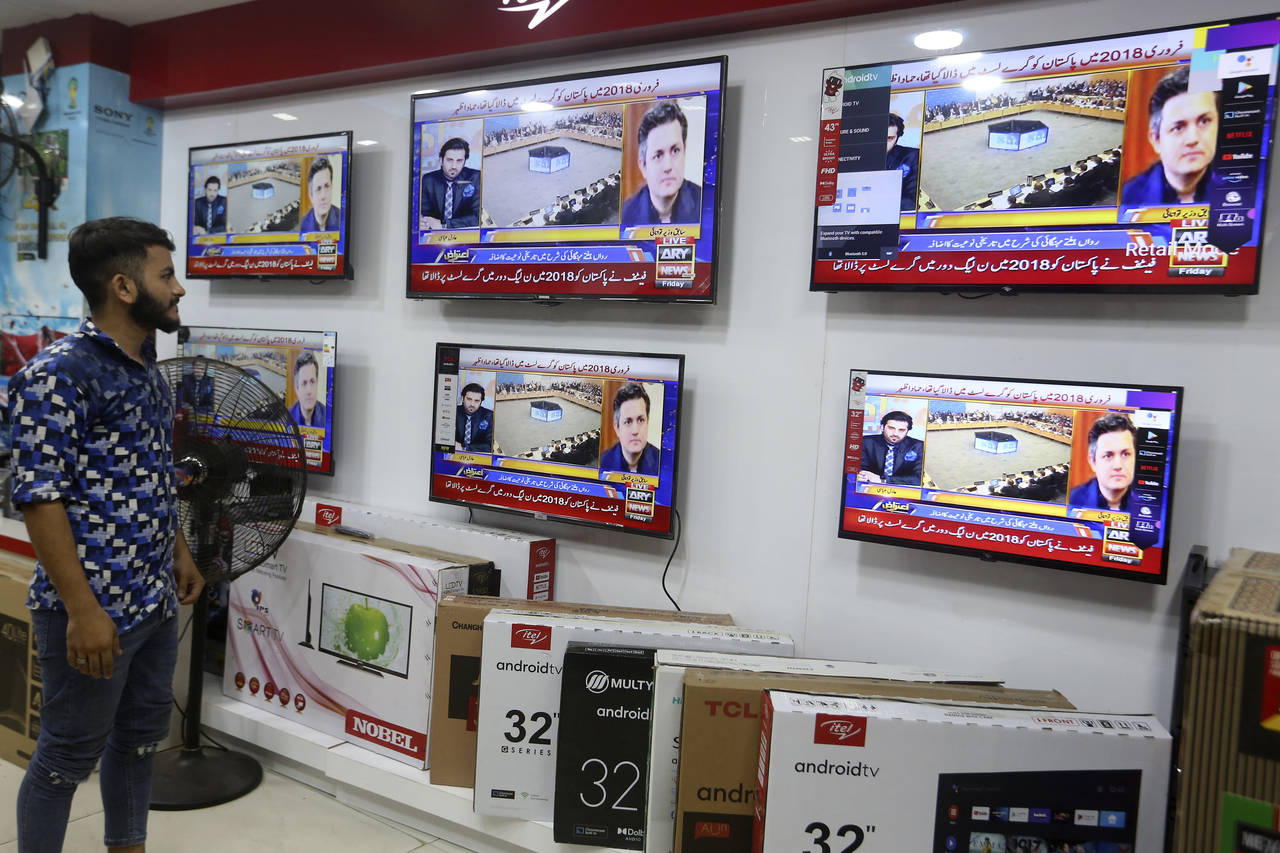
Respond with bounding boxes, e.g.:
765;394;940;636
9;320;179;631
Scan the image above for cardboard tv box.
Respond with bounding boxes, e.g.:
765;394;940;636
650;653;1039;845
754;691;1170;853
222;527;492;768
473;610;793;820
303;497;556;600
429;595;732;788
1174;547;1280;853
0;555;38;768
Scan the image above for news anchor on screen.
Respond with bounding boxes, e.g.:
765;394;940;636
858;411;924;486
192;175;227;235
289;350;327;428
1120;66;1218;205
300;156;341;233
420;138;481;230
601;383;660;476
886;113;919;211
620;101;702;227
455;383;493;452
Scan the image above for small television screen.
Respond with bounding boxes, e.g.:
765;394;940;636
429;343;685;537
841;370;1182;583
177;326;337;475
407;57;726;302
317;583;412;678
186;131;353;279
811;14;1279;293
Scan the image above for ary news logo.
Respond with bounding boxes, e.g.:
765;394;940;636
813;713;868;747
1169;227;1227;269
499;0;570;29
511;623;552;650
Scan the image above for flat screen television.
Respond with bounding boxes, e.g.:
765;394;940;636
840;370;1182;583
811;14;1279;293
429;343;685;537
406;57;726;302
317;583;412;678
177;326;337;475
186;131;353;279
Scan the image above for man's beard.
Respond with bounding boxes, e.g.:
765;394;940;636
130;287;180;333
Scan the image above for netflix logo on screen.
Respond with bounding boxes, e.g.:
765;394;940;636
813;714;867;746
511;624;552;650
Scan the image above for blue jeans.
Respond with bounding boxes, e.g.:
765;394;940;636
17;607;178;852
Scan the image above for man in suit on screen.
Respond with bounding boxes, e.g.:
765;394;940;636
299;157;341;233
1068;413;1137;513
858;410;924;486
885;113;920;211
288;350;327;429
1120;66;1218;206
455;383;493;452
600;383;660;476
420;138;481;230
620;101;702;227
191;176;227;235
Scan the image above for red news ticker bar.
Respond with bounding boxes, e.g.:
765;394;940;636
409;262;711;297
432;473;671;534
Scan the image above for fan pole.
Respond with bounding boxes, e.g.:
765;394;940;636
150;589;264;810
0;133;53;260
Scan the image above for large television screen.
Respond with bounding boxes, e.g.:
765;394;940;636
186;131;353;279
407;57;725;302
177;326;337;475
840;370;1182;583
811;14;1279;293
429;343;684;537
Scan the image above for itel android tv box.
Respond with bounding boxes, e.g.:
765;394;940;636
473;610;792;820
753;691;1170;853
429;594;731;788
1174;547;1280;853
222;527;490;767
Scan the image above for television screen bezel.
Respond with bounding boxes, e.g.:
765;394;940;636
185;129;355;281
838;368;1183;584
809;12;1278;295
429;341;686;539
405;55;728;304
316;582;413;679
176;324;338;477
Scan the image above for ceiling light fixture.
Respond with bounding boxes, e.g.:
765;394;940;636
271;112;298;121
914;30;964;51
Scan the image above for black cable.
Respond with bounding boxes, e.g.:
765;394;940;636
170;608;230;751
467;507;474;524
661;508;682;611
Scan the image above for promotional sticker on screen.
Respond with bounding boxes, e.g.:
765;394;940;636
841;370;1182;582
407;57;725;302
430;344;684;537
177;326;337;474
186;131;353;279
811;14;1279;292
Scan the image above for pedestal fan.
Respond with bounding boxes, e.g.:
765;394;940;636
150;356;307;810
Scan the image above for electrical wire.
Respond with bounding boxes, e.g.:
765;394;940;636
661;508;682;610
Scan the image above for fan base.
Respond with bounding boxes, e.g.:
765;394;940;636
149;746;263;810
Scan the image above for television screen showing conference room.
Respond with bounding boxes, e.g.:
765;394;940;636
811;13;1279;293
840;370;1182;583
429;343;684;538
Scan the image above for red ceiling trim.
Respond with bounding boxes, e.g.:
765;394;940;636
1;14;131;77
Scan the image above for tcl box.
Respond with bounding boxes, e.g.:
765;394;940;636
304;498;556;600
1175;547;1280;853
754;692;1170;853
669;663;1074;853
556;644;656;848
0;555;38;768
474;610;793;820
222;527;491;767
429;595;732;788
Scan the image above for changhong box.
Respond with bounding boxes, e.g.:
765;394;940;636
473;610;792;820
754;691;1170;853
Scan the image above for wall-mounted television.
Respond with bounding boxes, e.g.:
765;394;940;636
840;370;1182;583
177;326;337;475
407;57;726;302
429;343;684;537
318;583;412;678
811;14;1279;293
186;131;353;279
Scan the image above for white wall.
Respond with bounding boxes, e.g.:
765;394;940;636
156;0;1280;724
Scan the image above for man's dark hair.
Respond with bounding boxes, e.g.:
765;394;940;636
441;137;470;160
1148;66;1216;137
881;410;913;430
1087;413;1136;458
888;113;905;139
204;175;220;189
294;350;319;379
68;217;175;310
637;101;687;161
461;382;485;400
308;156;333;186
613;383;650;418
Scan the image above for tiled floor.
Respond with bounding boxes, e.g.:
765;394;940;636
0;757;478;852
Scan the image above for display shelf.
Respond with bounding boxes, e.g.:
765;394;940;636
200;675;625;853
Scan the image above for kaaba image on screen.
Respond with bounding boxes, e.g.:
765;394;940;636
530;400;564;421
974;430;1019;453
528;145;571;173
986;119;1048;150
